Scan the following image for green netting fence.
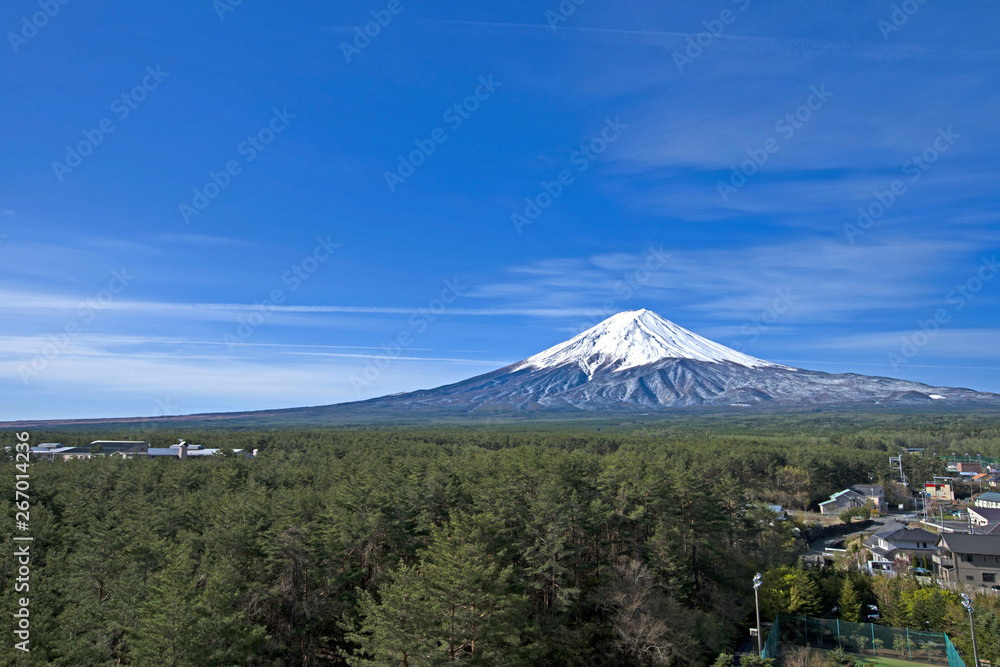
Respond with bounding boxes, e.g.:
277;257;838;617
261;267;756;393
762;614;967;667
761;618;780;659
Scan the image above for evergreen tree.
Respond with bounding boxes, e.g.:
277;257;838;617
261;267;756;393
839;578;862;623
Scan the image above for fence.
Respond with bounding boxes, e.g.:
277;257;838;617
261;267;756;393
762;614;967;667
761;619;780;659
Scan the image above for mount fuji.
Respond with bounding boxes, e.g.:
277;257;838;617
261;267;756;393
343;309;999;415
6;309;998;428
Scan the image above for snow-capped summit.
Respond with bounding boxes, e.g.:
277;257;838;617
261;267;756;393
513;309;787;377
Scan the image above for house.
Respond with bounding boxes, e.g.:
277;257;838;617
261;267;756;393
957;462;983;474
968;507;1000;528
925;479;956;501
975;492;1000;509
934;533;1000;587
767;505;788;520
818;484;886;515
819;489;865;515
863;522;938;573
851;484;887;513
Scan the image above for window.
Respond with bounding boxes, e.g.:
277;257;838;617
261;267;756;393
963;554;975;563
967;576;975;582
984;573;996;583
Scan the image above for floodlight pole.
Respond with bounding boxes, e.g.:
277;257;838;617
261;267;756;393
962;594;980;667
753;573;763;655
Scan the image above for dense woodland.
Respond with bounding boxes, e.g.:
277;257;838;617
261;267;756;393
3;413;1000;666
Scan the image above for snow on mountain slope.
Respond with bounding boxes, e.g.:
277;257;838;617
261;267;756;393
513;309;789;377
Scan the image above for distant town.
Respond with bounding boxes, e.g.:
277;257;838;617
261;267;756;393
28;439;255;460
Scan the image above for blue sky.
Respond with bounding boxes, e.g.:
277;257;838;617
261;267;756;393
1;1;998;420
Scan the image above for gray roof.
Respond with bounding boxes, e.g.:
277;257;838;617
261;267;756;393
969;507;1000;521
977;492;1000;503
852;484;884;496
939;533;1000;556
892;527;938;543
873;521;905;538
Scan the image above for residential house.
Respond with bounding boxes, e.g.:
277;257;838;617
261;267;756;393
818;484;886;515
957;462;983;474
934;533;1000;587
851;484;887;513
819;489;865;515
975;492;1000;509
863;522;938;574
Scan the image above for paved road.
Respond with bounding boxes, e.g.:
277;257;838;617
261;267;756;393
803;513;908;555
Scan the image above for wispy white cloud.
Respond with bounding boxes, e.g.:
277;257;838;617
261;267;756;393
471;237;994;324
420;20;1000;61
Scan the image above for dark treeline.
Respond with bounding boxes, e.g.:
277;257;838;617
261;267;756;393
2;414;998;665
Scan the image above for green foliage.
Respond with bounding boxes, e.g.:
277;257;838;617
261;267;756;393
2;416;997;665
347;513;531;665
828;646;856;666
711;653;735;667
838;506;871;524
760;565;822;619
839;578;863;622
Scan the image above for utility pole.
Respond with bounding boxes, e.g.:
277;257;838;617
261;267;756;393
962;594;980;667
753;573;763;655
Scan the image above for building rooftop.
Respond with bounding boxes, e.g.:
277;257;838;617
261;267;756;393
939;533;1000;556
976;492;1000;503
969;507;1000;521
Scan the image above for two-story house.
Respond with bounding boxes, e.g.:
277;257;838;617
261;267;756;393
818;484;887;515
934;533;1000;587
852;484;887;513
863;521;937;573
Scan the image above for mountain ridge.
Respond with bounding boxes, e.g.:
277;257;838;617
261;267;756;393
3;309;998;427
